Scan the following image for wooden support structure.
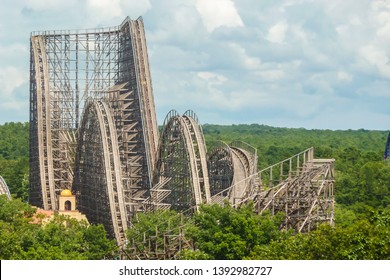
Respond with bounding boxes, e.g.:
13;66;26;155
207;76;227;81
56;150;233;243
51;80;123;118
29;17;335;253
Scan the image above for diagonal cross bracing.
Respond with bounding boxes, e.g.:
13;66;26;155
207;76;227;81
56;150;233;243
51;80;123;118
29;17;159;217
29;17;336;248
73;100;128;245
152;110;210;211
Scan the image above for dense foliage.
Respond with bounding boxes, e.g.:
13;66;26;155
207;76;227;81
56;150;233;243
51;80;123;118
126;203;389;260
0;195;117;259
186;203;287;260
0;122;29;201
203;124;390;213
0;122;29;160
126;123;389;259
1;122;389;259
126;209;190;253
248;209;390;260
203;124;386;167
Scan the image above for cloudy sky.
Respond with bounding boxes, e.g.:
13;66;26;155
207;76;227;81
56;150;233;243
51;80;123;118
1;0;390;130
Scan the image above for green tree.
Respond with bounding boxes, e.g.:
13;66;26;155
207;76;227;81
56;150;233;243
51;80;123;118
0;122;29;160
248;209;390;260
125;209;189;257
359;162;390;208
0;157;29;200
186;202;287;260
0;195;117;260
0;122;29;201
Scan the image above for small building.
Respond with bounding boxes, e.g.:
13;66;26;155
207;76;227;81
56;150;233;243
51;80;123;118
59;189;76;211
58;189;88;222
32;189;88;224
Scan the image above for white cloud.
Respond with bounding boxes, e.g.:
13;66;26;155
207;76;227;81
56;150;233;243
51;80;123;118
22;0;78;10
0;66;28;119
0;0;389;129
197;72;227;85
146;2;202;44
150;0;390;129
256;70;285;81
196;0;244;32
204;89;267;112
83;0;152;26
20;0;152;28
0;44;29;65
86;0;122;18
374;8;390;42
359;45;390;79
0;67;27;98
228;43;261;70
337;71;353;82
266;21;288;44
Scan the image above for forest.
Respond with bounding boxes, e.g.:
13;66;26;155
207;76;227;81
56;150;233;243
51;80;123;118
0;122;389;259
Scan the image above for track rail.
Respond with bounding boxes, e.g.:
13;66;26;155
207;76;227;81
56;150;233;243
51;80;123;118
0;176;11;199
208;141;234;198
209;141;258;205
183;110;211;203
229;142;258;204
152;110;210;211
128;19;159;184
30;36;56;210
30;17;336;250
73;100;128;245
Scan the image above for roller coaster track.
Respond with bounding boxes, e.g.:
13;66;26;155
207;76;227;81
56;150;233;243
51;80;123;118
29;17;159;213
0;176;11;199
29;17;159;245
213;147;335;232
229;142;258;204
209;141;258;205
182;110;211;203
150;110;260;212
30;36;56;210
30;17;336;248
256;158;335;232
126;148;334;259
129;19;159;168
73;100;128;245
151;110;210;211
208;141;234;197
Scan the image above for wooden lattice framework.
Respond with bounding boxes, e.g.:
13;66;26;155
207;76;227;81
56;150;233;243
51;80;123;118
150;110;210;212
29;17;335;249
29;17;159;246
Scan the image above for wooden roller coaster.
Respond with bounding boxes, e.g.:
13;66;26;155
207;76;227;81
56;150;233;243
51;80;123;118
29;17;335;252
